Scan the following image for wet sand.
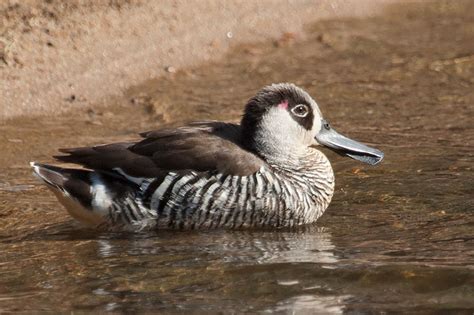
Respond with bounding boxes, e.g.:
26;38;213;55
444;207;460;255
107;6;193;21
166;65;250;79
0;0;473;313
1;0;398;119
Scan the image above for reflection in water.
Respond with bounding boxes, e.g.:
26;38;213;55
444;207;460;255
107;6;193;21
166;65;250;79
94;227;337;265
26;227;343;313
221;230;332;266
216;228;337;265
97;239;115;258
270;294;350;314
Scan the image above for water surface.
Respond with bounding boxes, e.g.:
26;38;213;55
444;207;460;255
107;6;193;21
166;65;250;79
1;1;473;313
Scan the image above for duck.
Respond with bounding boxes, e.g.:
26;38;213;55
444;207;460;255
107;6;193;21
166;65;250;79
31;83;383;230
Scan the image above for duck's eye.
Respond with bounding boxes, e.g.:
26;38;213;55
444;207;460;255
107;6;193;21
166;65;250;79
291;104;309;118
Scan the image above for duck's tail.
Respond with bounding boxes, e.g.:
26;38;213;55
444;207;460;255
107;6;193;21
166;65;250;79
31;162;108;226
31;162;156;229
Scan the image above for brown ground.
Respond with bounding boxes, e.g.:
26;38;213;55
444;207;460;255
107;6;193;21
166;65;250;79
1;0;400;119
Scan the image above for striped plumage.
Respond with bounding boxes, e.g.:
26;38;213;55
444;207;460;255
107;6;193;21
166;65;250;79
83;149;333;229
31;83;382;231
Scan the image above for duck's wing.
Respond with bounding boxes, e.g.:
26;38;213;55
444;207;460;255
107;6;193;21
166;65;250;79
54;121;265;178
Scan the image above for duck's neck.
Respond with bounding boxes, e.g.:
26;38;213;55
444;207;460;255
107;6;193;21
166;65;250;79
242;128;310;166
267;148;335;224
268;147;334;184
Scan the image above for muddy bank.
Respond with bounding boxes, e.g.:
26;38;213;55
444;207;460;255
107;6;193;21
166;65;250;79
1;0;402;119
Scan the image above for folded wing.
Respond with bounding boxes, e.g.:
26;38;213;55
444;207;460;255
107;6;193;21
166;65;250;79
55;121;265;178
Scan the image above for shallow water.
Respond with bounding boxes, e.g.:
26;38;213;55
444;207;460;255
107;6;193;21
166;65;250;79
1;1;474;313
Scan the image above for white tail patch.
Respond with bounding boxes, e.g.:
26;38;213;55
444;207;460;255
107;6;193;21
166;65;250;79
52;189;106;226
90;173;113;215
30;162;107;226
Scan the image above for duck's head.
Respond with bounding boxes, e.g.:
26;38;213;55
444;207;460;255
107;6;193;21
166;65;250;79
241;83;383;165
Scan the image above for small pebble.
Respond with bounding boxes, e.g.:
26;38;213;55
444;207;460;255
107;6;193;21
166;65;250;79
65;94;76;102
7;139;23;143
165;66;176;73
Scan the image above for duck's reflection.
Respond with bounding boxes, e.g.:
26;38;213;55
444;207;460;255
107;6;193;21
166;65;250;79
92;227;347;313
96;226;338;265
269;294;350;314
216;227;337;265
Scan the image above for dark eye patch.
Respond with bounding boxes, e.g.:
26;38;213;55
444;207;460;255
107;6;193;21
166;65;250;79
241;85;315;145
291;104;309;117
288;102;313;130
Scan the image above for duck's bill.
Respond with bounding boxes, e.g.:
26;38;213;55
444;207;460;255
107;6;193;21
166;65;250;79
315;120;384;165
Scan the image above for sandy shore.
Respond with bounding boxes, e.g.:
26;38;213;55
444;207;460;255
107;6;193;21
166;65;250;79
1;0;400;119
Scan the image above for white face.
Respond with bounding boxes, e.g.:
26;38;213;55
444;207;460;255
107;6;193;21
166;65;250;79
246;83;384;166
255;96;324;160
242;83;329;162
261;104;321;142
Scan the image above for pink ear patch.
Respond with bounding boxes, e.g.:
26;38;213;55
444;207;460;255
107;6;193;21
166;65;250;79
278;100;289;109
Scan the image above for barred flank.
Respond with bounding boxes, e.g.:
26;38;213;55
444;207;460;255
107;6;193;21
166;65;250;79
102;150;334;230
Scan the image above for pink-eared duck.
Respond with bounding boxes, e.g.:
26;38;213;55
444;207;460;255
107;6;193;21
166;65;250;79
31;83;383;230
